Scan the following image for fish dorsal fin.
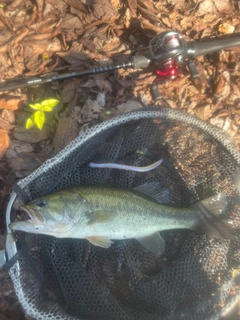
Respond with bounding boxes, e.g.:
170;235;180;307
133;182;170;203
87;236;113;248
137;232;165;256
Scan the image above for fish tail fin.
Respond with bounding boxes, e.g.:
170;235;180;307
192;193;235;239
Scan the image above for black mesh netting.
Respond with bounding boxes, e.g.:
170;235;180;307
8;107;240;320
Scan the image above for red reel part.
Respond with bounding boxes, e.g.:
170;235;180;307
155;60;182;82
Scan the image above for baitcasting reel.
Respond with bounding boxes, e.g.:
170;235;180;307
0;31;240;100
148;31;198;99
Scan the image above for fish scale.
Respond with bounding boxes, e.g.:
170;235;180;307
10;185;231;256
73;186;197;238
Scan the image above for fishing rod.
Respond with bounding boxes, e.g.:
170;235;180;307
0;31;240;100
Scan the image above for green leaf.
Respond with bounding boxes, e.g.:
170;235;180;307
34;111;45;130
41;99;59;112
29;103;42;110
25;116;34;130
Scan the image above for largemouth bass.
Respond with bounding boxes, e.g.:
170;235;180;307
9;185;233;256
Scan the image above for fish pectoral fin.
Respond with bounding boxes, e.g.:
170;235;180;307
136;232;165;256
87;236;112;248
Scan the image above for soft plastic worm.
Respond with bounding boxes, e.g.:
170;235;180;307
89;159;163;172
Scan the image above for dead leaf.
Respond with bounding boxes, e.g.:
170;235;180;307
7;0;25;10
81;79;97;88
196;0;216;16
218;80;231;100
228;84;240;103
102;37;128;54
24;38;62;67
202;13;220;27
110;0;121;8
56;42;89;65
0;118;15;130
7;152;41;171
64;0;88;12
0;27;30;54
127;0;137;16
26;33;56;41
64;91;80;116
0;109;15;130
201;26;214;38
137;0;158;13
215;117;237;138
36;0;44;19
123;7;131;29
45;0;68;12
53;116;79;153
117;78;135;88
61;79;81;104
60;14;83;29
218;23;235;34
141;19;166;34
80;98;103;121
0;129;10;159
166;0;185;10
138;5;161;24
212;70;231;99
78;122;90;136
91;0;118;20
0;8;13;31
193;103;214;121
213;0;233;13
0;98;20;110
94;74;112;93
70;6;87;23
0;28;13;45
0;163;11;183
6;140;33;158
34;141;54;163
160;14;172;28
99;108;120;122
96;92;106;107
116;101;143;114
29;19;58;34
212;72;224;95
13;126;48;143
155;2;171;14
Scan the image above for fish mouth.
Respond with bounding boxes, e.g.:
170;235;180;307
9;206;75;235
9;206;45;232
20;205;45;223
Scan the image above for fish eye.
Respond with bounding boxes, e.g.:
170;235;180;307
36;199;47;207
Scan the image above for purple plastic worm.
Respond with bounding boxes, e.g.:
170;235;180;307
89;159;163;172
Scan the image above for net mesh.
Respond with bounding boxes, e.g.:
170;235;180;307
8;106;240;320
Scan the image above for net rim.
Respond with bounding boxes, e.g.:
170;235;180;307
5;105;240;320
